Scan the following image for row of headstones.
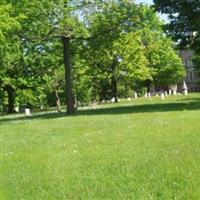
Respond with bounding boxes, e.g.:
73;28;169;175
147;88;187;98
14;107;31;116
15;83;189;112
108;84;188;103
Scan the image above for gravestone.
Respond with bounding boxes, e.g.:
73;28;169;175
14;107;19;112
169;89;172;95
111;97;115;103
127;97;131;101
147;93;151;98
134;93;138;99
173;90;177;95
144;93;148;98
182;81;188;95
171;85;177;95
25;108;31;116
161;93;165;100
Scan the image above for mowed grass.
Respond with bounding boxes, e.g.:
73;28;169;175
1;94;200;200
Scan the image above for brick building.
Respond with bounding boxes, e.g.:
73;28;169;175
179;50;200;92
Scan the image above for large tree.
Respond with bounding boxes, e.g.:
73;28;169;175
153;0;200;50
0;4;25;113
0;1;186;113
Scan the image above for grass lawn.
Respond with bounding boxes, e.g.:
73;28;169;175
1;93;200;200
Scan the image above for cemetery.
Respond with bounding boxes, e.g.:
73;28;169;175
0;0;200;199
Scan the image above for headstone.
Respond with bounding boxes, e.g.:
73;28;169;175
171;85;177;95
183;90;188;95
127;97;131;101
164;91;168;96
169;89;172;95
118;98;121;102
144;93;148;98
182;81;188;95
14;107;19;112
173;90;177;95
156;93;158;97
111;97;115;103
134;92;138;99
147;93;151;98
161;93;165;100
25;108;31;116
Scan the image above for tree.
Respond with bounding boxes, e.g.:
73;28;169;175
0;1;185;114
85;4;185;101
0;4;23;43
153;0;200;50
0;4;25;113
153;0;200;82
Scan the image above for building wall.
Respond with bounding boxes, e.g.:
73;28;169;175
179;50;200;92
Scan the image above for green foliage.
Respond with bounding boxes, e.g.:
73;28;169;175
0;4;24;43
153;0;200;82
143;30;186;86
153;0;200;50
0;1;185;112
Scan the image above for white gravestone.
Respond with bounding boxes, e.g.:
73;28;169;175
134;93;138;99
111;97;115;103
25;108;31;116
147;93;151;98
171;85;177;95
182;81;188;95
173;90;177;95
161;93;165;100
144;93;148;98
169;89;172;95
15;107;19;112
127;97;131;101
164;91;168;96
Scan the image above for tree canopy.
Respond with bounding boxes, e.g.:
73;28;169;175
0;1;185;114
153;0;200;50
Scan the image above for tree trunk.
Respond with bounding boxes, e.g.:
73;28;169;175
62;36;75;114
6;86;15;113
111;61;118;103
146;79;151;93
55;90;61;112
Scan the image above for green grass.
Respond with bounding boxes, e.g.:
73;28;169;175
1;94;200;200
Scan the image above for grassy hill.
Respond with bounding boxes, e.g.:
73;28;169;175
1;94;200;199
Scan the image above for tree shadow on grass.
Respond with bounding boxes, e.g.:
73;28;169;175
177;97;200;102
1;99;200;124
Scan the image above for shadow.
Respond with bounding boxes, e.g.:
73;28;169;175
177;97;200;102
0;99;200;124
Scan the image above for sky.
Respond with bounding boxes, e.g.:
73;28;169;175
135;0;154;5
135;0;169;22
